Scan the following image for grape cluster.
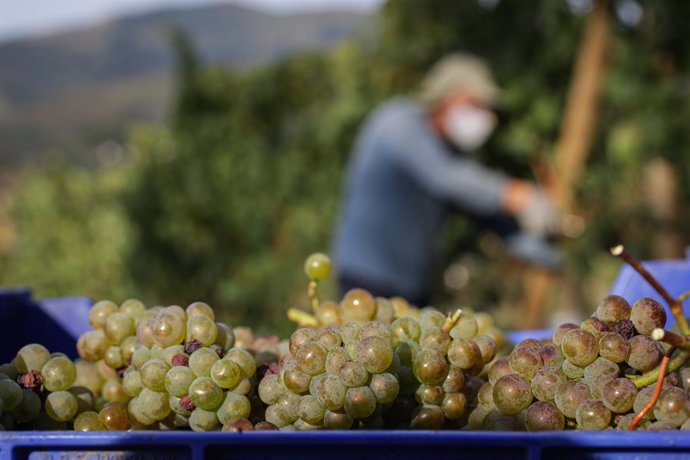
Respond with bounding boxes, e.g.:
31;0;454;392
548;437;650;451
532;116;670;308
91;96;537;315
481;295;690;431
386;309;499;429
0;343;129;431
257;317;401;430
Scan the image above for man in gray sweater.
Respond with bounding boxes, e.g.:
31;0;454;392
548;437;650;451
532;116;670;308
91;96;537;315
334;54;562;306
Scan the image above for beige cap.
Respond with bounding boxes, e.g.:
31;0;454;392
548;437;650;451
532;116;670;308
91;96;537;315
418;53;502;109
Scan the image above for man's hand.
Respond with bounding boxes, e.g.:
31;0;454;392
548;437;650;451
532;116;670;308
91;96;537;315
518;189;561;237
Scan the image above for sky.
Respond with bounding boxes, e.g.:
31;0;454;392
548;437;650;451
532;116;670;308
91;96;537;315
0;0;384;43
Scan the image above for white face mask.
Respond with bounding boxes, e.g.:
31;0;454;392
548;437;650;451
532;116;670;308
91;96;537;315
443;105;497;151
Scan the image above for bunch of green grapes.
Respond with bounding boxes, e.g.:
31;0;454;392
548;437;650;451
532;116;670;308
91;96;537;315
481;295;690;431
121;302;268;432
257;318;402;430
388;308;498;429
0;344;112;430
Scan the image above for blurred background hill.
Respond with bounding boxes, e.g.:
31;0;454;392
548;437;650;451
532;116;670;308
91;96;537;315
0;3;371;166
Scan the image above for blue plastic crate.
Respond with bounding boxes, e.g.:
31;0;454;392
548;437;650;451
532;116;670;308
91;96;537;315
2;430;690;460
609;249;690;329
0;289;91;364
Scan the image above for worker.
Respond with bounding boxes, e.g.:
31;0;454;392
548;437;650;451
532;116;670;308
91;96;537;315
333;53;562;306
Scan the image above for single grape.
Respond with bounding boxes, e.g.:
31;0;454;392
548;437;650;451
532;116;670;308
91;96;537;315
264;405;290;428
122;369;144;398
316;301;341;327
653;387;690;427
273;392;301;424
104;312;135;345
357;336;393;374
449;315;478;339
216;392;251;425
509;347;544;380
488;357;512;385
323;409;354;429
317;327;343;350
215;322;236;350
474;334;498;365
140;358;169;392
627;335;663;372
304;252;332;281
74;360;103;396
74;411;105;431
370;373;399;404
221;417;254;432
493;374;533;415
188;347;220;377
390;317;421;344
447;338;481;370
344;386;377;419
210;359;241;389
298;394;326;425
374;297;395;324
576;399;612;430
103;346;125;369
583;357;620;388
540;344;564;368
120;298;146;317
561;329;598;367
531;366;567;402
296;342;328;376
131;347;152;370
410;404;444;429
88;300;119;329
13;389;42;423
282;362;311;394
413;349;449;385
416;384;445;406
290;328;317;354
45;390;79;422
554;380;591;419
420;327;451;354
561;359;585;379
595;295;631;322
187;316;218;347
317;374;347;411
630;298;667;335
552;323;579;347
99;402;129;430
442;366;466;394
152;309;186;347
257;373;285;405
477;382;496;411
186;302;215;321
441;392;467;420
0;379;23;411
138;388;170;421
525;401;565;431
340;288;376;323
101;378;128;403
136;318;156;348
225;348;256;378
580;317;609;341
599;332;630;363
189;377;224;411
77;330;110;362
189;408;220;431
15;343;51;373
41;356;77;392
601;378;638;413
165;366;195;397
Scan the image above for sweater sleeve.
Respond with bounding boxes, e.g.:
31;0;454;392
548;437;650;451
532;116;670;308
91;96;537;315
377;103;509;216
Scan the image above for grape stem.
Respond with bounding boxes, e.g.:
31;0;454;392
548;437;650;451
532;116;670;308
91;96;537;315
287;308;318;327
628;346;674;430
308;280;320;314
651;328;690;352
442;309;463;333
610;245;690;335
628;350;687;389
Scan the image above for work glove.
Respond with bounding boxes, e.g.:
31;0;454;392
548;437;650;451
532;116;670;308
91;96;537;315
504;232;563;271
517;190;561;237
